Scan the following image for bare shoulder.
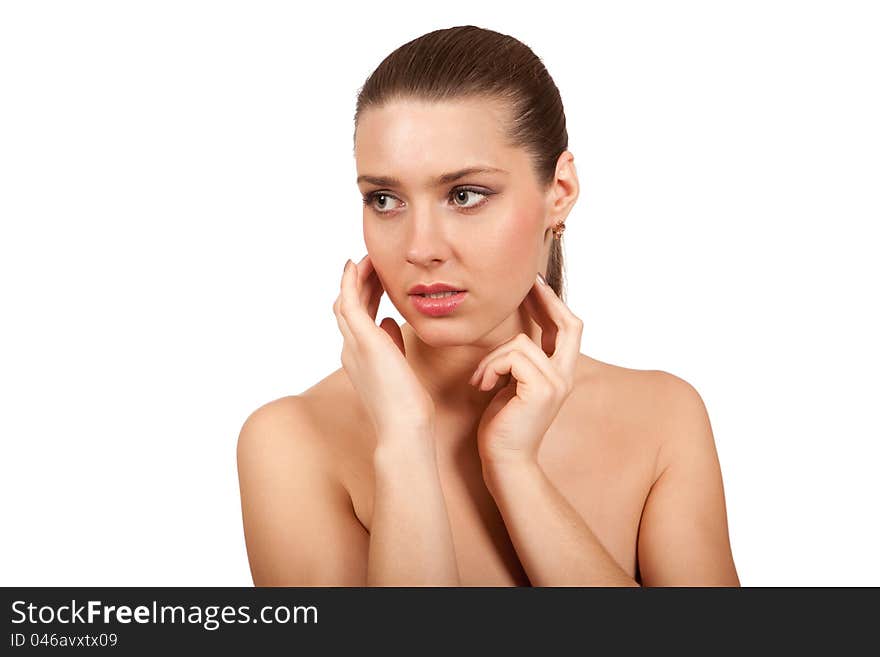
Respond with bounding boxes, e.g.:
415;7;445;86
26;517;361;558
299;367;375;461
235;394;337;524
580;358;741;586
238;393;312;432
236;393;323;464
237;368;367;471
573;354;713;481
576;353;704;402
235;373;370;586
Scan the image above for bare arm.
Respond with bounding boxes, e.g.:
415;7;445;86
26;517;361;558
637;374;740;586
481;372;739;587
369;432;461;586
484;461;639;586
237;397;368;586
237;397;460;586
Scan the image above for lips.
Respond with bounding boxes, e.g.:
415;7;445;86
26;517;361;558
408;282;467;295
410;290;467;317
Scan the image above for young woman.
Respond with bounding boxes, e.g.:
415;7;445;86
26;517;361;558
237;25;740;587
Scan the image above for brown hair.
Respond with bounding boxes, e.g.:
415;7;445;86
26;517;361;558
353;25;570;301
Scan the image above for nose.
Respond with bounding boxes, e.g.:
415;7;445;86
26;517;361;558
404;207;451;266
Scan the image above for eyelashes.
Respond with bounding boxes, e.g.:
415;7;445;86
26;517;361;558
361;186;495;215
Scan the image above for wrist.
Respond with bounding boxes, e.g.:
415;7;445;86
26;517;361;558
376;414;435;441
373;427;437;468
481;454;543;493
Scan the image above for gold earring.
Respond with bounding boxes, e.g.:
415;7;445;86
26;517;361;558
552;220;566;239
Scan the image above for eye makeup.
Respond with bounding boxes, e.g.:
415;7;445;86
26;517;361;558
362;186;497;215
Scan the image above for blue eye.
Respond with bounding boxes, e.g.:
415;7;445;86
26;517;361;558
362;187;493;215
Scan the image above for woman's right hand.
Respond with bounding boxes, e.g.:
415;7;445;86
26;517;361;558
332;255;436;440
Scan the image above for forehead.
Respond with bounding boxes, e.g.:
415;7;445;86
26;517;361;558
355;98;521;184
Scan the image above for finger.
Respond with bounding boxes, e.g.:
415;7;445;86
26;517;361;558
366;271;382;320
522;289;556;356
468;331;520;385
353;254;386;321
354;254;370;302
477;349;553;400
523;277;562;354
334;263;359;348
471;334;565;393
336;310;357;351
356;255;382;317
517;296;543;347
530;274;583;375
365;261;385;320
339;259;383;344
379;317;406;356
334;297;358;357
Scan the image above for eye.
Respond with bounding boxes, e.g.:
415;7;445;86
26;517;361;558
361;191;403;213
450;188;489;209
362;186;493;215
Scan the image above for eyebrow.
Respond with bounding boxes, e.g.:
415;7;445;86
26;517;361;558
356;166;509;188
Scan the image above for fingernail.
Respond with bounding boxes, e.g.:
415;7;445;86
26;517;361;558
536;272;547;286
344;259;352;272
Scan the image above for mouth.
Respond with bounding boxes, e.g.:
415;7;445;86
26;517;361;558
410;290;466;298
409;290;468;317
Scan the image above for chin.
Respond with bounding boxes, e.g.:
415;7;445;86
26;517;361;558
406;316;474;346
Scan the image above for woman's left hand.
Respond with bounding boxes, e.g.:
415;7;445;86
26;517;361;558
470;273;584;470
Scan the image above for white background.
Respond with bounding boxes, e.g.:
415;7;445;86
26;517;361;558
1;1;877;586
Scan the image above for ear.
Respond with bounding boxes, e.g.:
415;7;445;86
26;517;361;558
545;150;580;231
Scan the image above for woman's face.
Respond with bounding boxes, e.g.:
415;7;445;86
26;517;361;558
354;97;559;346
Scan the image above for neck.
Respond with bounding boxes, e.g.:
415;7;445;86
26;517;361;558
400;303;541;414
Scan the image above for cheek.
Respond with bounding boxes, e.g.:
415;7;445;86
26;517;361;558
363;219;379;253
493;210;542;272
473;210;542;308
363;227;392;289
363;223;394;267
